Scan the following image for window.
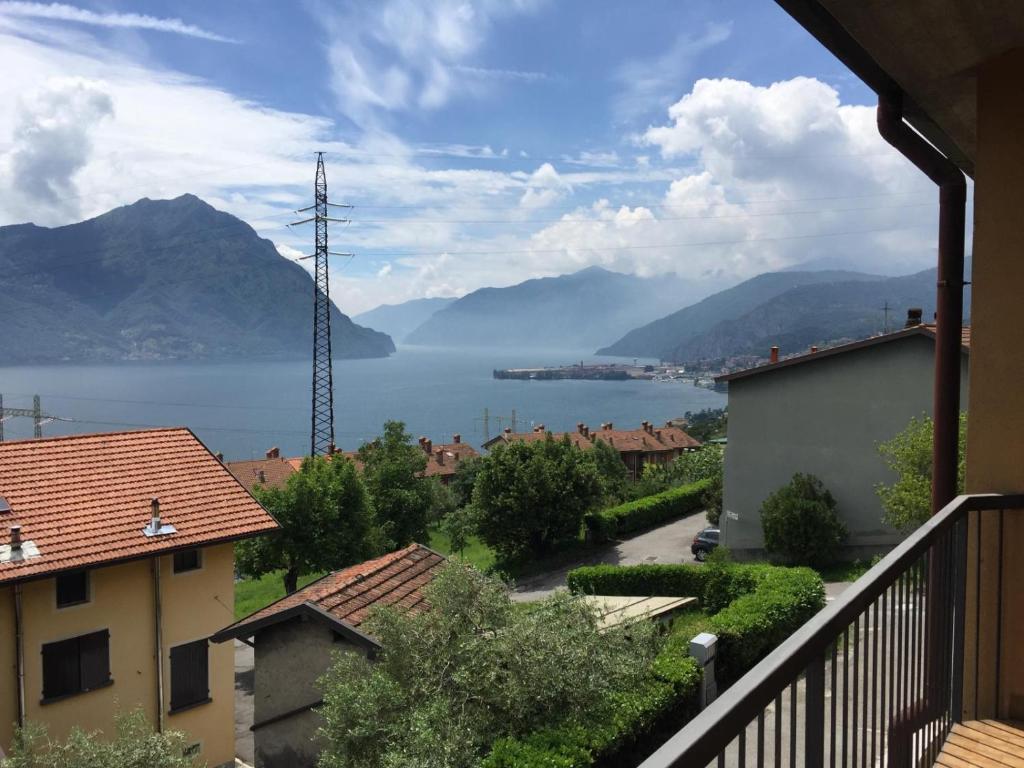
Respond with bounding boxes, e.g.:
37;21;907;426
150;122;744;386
56;570;89;608
173;548;202;573
41;630;111;702
170;639;209;712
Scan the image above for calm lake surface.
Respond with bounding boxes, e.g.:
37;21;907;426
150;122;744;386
0;346;726;460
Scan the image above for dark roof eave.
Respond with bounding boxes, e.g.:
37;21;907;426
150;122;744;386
211;601;381;650
715;326;968;383
773;0;974;177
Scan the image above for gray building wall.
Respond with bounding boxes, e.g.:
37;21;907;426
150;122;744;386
722;335;968;559
253;619;363;768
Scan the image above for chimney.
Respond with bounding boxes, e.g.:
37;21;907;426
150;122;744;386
577;422;585;434
582;425;589;437
149;498;161;535
504;427;512;435
327;442;336;455
435;447;444;465
9;525;22;553
905;308;923;328
770;346;779;364
266;447;280;459
424;439;432;454
419;436;427;446
606;422;613;431
453;434;461;444
810;346;818;354
258;469;266;484
655;429;662;440
214;452;224;463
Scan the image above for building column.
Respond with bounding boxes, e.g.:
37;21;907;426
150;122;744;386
963;47;1024;721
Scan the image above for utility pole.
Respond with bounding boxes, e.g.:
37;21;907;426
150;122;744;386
0;395;59;441
511;408;517;434
290;153;353;456
483;407;489;444
882;300;891;334
33;395;41;439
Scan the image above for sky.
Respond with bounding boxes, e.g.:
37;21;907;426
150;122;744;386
0;0;954;316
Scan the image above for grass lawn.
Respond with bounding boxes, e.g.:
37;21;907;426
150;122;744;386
234;570;324;620
428;526;497;572
816;559;876;583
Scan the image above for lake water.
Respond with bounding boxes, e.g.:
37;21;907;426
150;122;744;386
0;346;726;461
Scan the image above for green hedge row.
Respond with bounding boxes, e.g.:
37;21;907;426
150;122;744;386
482;640;702;767
567;562;711;601
585;479;711;542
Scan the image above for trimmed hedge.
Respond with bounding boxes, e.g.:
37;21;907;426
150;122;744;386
709;566;824;685
585;479;711;542
482;640;701;767
567;562;711;601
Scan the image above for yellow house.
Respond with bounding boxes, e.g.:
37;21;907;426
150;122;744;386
0;428;278;766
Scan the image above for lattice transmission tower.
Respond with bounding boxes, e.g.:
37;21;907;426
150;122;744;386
290;153;352;455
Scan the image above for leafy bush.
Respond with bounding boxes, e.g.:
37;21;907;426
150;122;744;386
709;566;825;685
482;638;701;767
760;473;847;567
317;562;658;768
700;548;757;614
585;479;710;542
3;709;196;768
567;563;710;601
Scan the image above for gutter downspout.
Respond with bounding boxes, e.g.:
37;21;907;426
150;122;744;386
14;583;25;729
877;93;966;766
153;556;165;733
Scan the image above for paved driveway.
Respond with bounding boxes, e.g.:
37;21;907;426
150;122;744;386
513;510;712;600
234;640;255;766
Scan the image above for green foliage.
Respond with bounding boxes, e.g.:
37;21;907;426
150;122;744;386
700;548;757;614
237;454;378;593
438;504;479;556
681;408;728;442
424;477;457;524
3;709;197;768
876;412;967;532
567;563;710;601
448;456;484;508
585;479;710;542
234;569;324;619
708;567;825;684
358;420;435;548
760;473;847;568
472;435;603;561
589;438;630;504
630;447;724;525
316;562;659;768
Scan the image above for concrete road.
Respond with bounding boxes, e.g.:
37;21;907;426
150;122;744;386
234;640;255;766
513;510;713;600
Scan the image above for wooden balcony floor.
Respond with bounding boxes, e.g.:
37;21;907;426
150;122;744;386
935;720;1024;768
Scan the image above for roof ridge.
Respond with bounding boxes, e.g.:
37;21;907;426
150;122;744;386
0;426;189;448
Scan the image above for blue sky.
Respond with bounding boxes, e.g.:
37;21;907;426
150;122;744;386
0;1;943;314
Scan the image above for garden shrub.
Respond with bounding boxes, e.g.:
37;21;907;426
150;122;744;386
700;548;757;614
567;563;710;601
760;473;847;567
585;479;710;542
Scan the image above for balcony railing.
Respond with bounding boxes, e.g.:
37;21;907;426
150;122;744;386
640;492;1022;768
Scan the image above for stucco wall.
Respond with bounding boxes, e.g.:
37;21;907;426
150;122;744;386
253;619;362;768
0;543;237;767
721;335;969;558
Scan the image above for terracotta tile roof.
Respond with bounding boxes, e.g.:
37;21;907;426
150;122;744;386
213;543;445;644
0;428;278;584
484;422;701;453
716;324;971;383
225;457;298;494
417;438;480;479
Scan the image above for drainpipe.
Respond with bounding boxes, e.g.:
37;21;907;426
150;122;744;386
14;583;25;729
877;93;966;513
877;93;966;765
153;557;165;733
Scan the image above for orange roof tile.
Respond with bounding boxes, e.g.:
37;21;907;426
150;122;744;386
484;422;701;453
225;457;298;494
213;543;445;645
0;428;279;584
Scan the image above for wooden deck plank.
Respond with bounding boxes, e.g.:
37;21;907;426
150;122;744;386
946;731;1024;767
942;741;1015;768
936;751;984;768
961;721;1024;751
981;720;1024;741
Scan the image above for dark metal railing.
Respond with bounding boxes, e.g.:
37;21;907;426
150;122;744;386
640;493;1022;768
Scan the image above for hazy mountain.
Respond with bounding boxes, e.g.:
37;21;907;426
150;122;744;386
403;266;707;350
598;270;881;359
354;296;458;343
663;266;972;362
0;195;395;363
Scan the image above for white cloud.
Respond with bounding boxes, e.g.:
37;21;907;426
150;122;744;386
518;162;572;209
320;0;546;125
376;262;393;278
0;2;236;42
613;23;731;124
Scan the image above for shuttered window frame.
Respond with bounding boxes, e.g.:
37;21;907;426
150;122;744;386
40;629;112;704
169;638;210;714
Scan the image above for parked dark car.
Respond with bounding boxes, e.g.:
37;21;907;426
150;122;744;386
691;526;720;561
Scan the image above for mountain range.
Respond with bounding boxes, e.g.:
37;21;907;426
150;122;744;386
403;266;711;350
599;266;972;362
0;195;395;363
354;296;458;343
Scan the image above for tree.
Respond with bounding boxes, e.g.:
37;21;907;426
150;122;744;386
682;408;727;442
236;454;377;593
876;412;968;532
316;562;658;768
630;446;725;523
448;456;484;508
588;437;629;503
358;421;434;548
760;473;847;567
439;505;478;557
472;435;602;561
3;709;196;768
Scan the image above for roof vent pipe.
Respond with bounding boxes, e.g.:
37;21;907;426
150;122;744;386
143;497;176;538
770;346;779;364
10;525;22;553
